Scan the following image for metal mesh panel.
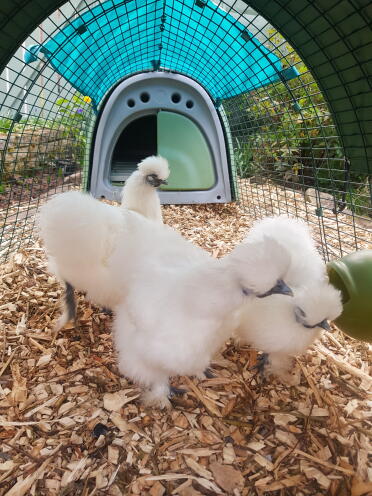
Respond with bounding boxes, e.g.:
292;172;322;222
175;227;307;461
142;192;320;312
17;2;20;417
0;0;371;262
0;2;96;260
223;23;371;260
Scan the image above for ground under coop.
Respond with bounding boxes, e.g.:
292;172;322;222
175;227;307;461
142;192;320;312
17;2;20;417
0;0;371;494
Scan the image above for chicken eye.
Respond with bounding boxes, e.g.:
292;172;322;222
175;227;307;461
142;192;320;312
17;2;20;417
145;174;157;184
298;307;306;318
294;306;307;324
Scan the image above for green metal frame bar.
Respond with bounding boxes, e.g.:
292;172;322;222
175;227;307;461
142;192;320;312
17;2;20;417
0;0;371;173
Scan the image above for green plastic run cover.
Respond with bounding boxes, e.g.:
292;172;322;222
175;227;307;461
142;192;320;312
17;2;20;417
24;0;298;108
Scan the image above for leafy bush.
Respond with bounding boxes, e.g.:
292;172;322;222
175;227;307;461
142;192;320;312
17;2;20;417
0;118;13;133
0;92;93;189
226;29;370;216
55;93;92;128
53;92;93;167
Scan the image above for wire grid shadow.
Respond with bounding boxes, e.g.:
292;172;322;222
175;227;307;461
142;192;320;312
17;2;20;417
0;0;371;262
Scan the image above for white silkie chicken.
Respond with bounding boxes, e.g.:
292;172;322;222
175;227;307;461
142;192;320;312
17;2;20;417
39;155;169;329
109;210;294;408
38;191;125;330
121;155;169;223
39;193;294;407
233;215;343;377
235;282;342;377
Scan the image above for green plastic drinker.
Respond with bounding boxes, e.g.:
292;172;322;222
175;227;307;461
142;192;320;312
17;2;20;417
327;249;372;343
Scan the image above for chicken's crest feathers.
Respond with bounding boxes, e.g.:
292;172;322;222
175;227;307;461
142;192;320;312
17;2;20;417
137;155;170;181
228;236;291;295
294;283;343;327
121;155;168;222
246;215;326;288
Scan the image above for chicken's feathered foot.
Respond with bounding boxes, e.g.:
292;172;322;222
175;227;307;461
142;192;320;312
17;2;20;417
53;281;76;339
65;282;76;321
169;386;187;397
250;353;269;376
204;368;216;379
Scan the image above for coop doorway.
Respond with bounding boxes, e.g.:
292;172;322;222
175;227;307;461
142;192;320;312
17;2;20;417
111;115;157;180
111;111;215;191
89;72;232;204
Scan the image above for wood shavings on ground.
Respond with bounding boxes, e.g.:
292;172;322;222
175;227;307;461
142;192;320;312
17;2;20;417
0;199;371;495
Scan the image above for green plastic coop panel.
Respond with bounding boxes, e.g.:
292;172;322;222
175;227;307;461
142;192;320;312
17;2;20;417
0;0;371;173
158;111;215;191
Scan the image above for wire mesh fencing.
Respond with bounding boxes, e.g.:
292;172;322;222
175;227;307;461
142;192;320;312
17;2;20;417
223;22;371;260
0;2;95;260
0;0;370;263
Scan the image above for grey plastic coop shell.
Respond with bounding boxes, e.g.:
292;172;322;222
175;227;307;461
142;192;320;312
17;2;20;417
89;72;233;204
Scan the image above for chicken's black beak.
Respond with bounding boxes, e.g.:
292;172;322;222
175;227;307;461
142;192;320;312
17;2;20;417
257;279;293;298
146;174;167;187
319;319;331;331
152;177;167;187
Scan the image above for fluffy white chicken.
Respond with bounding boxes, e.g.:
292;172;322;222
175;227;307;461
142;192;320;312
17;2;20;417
39;191;294;407
121;155;169;223
38;191;125;329
234;215;343;377
235;282;342;377
110;210;294;408
39;155;169;329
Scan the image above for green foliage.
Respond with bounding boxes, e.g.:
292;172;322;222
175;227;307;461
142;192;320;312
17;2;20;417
228;28;370;217
345;177;371;218
0;92;92;182
234;139;255;177
55;92;91;130
55;93;91;121
54;92;93;167
0;118;12;133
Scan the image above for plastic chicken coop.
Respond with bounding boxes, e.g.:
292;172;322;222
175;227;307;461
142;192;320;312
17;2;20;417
0;0;371;261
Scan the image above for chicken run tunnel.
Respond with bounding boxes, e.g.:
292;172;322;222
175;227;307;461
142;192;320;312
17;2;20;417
0;1;372;495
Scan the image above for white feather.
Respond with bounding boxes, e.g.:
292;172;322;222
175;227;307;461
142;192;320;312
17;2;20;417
38;191;123;310
121;155;169;223
235;282;342;376
245;215;326;286
39;155;169;327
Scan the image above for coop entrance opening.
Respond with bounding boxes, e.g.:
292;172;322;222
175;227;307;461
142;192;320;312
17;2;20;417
110;110;216;190
111;115;157;181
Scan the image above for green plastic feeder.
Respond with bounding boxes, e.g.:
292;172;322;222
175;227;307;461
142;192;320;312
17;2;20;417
327;250;372;343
